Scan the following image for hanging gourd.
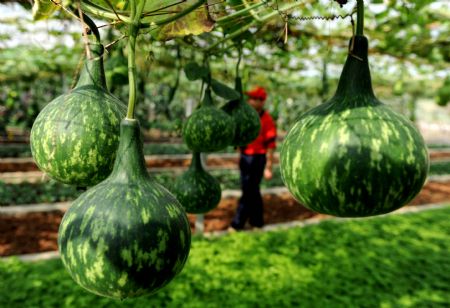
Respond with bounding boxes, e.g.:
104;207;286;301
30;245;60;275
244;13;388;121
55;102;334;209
58;119;191;299
171;152;222;214
222;76;261;146
30;25;126;187
183;87;235;152
58;9;191;299
280;1;429;217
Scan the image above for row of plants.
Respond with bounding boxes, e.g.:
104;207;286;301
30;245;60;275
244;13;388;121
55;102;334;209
0;167;283;206
1;142;450;158
1;206;449;307
2;160;449;207
0;143;240;158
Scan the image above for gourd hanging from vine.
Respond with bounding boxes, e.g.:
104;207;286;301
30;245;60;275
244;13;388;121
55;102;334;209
183;86;236;152
222;51;261;147
171;152;222;214
280;0;429;217
57;6;191;299
30;15;126;187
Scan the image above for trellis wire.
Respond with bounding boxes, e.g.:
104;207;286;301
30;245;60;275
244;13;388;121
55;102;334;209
260;0;356;23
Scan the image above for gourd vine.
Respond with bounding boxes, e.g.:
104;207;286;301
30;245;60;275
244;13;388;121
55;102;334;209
126;0;146;119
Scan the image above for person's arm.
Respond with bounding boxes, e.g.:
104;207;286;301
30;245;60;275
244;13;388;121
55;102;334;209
264;148;274;180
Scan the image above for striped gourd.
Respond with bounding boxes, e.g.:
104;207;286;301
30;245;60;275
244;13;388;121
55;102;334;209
171;152;221;214
222;77;261;146
58;118;191;299
183;88;235;152
280;36;429;217
30;43;126;187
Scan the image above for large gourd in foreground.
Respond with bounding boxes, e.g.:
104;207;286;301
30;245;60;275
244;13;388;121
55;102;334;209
280;36;429;217
222;77;261;146
58;118;191;299
171;152;221;214
30;43;126;187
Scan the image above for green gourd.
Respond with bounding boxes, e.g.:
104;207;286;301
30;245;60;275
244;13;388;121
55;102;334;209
183;88;235;152
171;152;221;214
30;42;126;187
58;118;191;299
280;36;429;217
222;77;261;146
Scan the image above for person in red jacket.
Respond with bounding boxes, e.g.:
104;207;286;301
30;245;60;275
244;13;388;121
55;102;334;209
230;86;277;231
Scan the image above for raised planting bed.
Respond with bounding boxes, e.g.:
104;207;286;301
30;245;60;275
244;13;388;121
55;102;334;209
2;160;450;206
1;206;449;307
1;147;450;171
0;179;449;256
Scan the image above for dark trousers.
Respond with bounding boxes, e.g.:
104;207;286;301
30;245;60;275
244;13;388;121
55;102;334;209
231;154;266;229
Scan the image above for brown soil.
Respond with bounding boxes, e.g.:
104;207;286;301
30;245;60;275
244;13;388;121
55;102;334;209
1;181;449;257
2;150;450;173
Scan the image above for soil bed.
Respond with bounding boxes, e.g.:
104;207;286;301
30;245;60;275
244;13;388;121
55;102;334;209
2;150;450;173
1;181;449;257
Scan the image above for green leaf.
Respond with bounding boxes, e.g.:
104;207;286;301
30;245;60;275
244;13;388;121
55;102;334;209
211;79;240;100
32;0;59;21
183;62;209;81
144;1;215;41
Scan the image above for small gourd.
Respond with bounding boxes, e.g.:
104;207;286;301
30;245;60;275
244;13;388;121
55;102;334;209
30;42;126;187
58;118;191;299
171;152;221;214
183;88;235;152
280;36;429;217
222;77;261;146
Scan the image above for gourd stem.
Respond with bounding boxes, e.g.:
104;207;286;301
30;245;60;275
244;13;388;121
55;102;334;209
356;0;364;36
235;47;242;78
80;12;101;43
126;0;146;119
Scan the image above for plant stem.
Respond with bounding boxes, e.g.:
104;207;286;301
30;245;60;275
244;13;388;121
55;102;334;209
216;2;265;24
356;0;364;36
126;0;146;119
206;1;302;52
235;47;242;78
81;1;131;23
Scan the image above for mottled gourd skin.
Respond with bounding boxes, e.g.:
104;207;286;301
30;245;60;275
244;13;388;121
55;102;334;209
30;44;126;187
58;119;191;299
183;89;235;152
171;152;221;214
280;36;429;217
222;77;261;147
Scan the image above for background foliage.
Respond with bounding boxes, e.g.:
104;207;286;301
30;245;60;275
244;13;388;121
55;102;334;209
0;1;449;135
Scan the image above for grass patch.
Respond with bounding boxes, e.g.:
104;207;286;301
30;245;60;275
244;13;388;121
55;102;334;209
1;206;449;307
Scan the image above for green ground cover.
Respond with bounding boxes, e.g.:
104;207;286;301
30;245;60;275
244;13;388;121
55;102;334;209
1;160;450;206
1;206;449;307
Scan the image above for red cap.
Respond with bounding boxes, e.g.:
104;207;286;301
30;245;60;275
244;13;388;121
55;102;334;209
245;86;267;101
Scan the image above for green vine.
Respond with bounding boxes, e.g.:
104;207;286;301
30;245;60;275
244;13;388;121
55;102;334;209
126;0;147;120
356;0;364;36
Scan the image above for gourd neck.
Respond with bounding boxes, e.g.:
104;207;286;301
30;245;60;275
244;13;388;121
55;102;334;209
189;152;204;171
76;42;107;90
202;88;214;107
109;118;149;182
334;35;375;100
